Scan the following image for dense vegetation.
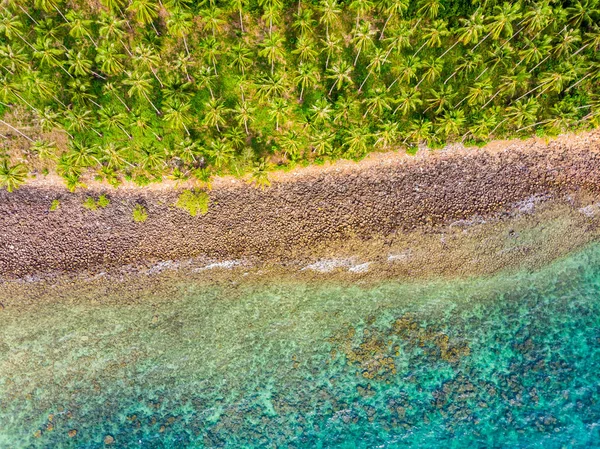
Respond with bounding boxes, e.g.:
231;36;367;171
0;0;599;191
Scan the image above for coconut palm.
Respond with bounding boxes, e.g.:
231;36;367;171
318;0;341;38
292;35;318;63
203;97;228;132
393;88;422;115
259;32;285;74
123;70;161;115
293;63;320;101
343;125;370;157
96;43;125;76
164;98;193;135
378;0;409;40
351;21;376;66
327;59;353;95
268;98;291;130
201;7;226;37
487;2;522;40
127;0;159;25
167;9;194;56
417;0;443;20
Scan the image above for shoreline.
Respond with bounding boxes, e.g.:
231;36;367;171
2;130;600;283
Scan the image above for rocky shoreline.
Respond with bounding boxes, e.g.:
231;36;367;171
1;130;600;282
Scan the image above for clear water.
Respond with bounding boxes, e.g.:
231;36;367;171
1;244;600;448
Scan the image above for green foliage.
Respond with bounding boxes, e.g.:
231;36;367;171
0;161;27;192
49;199;60;211
83;196;98;211
97;194;110;208
132;204;148;222
176;190;209;216
83;194;110;210
0;0;598;192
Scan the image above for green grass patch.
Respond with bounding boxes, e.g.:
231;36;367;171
176;190;210;217
132;204;149;223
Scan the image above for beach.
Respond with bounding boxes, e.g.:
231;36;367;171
2;130;600;284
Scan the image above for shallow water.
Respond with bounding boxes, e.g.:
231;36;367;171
1;244;600;448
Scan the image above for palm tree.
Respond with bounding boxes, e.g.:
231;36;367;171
373;120;400;149
362;88;391;117
351;21;375;66
393;88;422;115
30;139;59;161
65;10;97;46
99;105;132;138
437;109;465;140
163;98;193;136
167;8;194;56
0;160;27;192
378;0;409;40
327;59;353;95
423;84;456;114
415;57;443;88
388;55;422;90
320;35;342;69
292;35;318;62
349;0;374;31
67;140;100;168
310;98;333;124
249;158;271;189
127;0;159;26
293;63;320;101
413;19;448;57
66;50;92;76
199;36;221;75
234;101;255;135
209;139;234;168
293;8;315;36
505;98;539;129
123;70;161;115
196;65;217;99
259;32;285;74
417;0;443;20
203;98;228;132
96;43;125;76
201;7;226;37
487;2;522;40
343;126;370;158
457;10;485;45
318;0;341;38
228;0;247;33
230;42;253;75
133;44;164;87
358;46;389;91
268;98;290;131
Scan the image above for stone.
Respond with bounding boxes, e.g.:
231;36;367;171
104;435;115;445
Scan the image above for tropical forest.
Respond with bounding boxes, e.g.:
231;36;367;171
0;0;599;191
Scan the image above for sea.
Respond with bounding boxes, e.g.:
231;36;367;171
1;243;599;448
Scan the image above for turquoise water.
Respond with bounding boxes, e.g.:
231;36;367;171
1;245;600;447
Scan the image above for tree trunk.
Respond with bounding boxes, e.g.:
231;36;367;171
0;119;33;141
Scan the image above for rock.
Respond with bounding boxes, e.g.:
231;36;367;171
104;435;115;445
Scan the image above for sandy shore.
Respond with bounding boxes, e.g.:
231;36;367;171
1;130;600;283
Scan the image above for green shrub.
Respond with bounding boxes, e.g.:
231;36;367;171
97;194;110;208
132;204;148;223
49;199;60;211
176;190;209;217
83;197;98;211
